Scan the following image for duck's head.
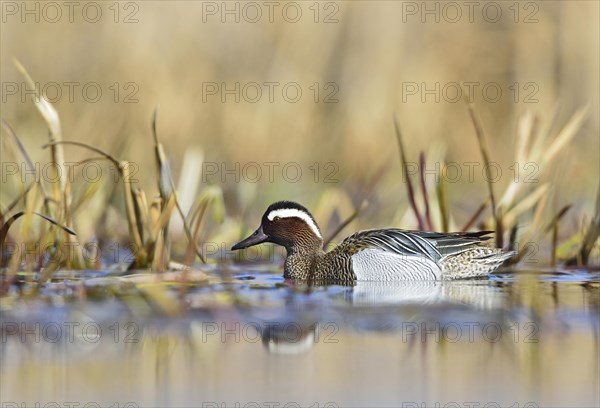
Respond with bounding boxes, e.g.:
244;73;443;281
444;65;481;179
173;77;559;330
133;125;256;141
231;201;323;253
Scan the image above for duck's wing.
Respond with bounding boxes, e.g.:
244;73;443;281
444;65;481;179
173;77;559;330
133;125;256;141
334;229;494;262
408;230;494;258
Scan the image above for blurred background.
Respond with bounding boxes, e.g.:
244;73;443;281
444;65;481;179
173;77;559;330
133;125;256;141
2;3;599;408
1;0;599;259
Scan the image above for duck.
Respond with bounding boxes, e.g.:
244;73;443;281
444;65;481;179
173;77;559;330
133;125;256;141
231;201;514;282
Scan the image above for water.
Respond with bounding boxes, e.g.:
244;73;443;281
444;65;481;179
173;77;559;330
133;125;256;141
1;268;598;408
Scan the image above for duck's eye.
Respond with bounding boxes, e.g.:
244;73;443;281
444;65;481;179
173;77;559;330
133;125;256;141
273;216;281;221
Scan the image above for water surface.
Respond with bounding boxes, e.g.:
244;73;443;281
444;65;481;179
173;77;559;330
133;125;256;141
1;268;598;407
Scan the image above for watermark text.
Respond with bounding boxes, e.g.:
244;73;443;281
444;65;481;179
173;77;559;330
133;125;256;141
1;1;140;24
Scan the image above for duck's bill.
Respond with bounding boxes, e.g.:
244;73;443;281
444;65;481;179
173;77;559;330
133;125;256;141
231;226;269;250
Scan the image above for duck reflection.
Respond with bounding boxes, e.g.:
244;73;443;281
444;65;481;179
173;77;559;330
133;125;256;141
260;322;318;355
2;274;597;408
241;279;513;353
326;279;505;309
3;275;595;359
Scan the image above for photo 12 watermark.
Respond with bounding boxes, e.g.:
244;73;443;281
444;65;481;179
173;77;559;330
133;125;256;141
402;403;539;408
402;161;540;184
1;403;138;408
199;321;339;344
200;1;340;24
2;241;142;267
201;403;338;408
0;319;339;347
401;1;540;24
1;160;139;185
401;82;540;104
1;320;141;345
201;401;339;408
201;82;339;103
1;1;140;24
2;81;140;104
201;161;339;184
401;321;540;344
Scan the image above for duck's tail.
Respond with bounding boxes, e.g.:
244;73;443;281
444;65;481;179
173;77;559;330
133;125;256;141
440;247;515;279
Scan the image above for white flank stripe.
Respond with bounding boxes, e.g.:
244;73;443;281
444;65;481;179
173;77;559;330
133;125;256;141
352;248;442;281
267;208;322;239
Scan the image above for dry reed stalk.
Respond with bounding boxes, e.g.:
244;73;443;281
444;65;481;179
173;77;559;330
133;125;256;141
394;116;424;230
436;163;449;233
466;102;500;246
419;152;433;231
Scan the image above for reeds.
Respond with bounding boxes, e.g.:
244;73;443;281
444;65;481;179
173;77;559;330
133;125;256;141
0;62;223;288
392;101;594;267
1;60;597;291
394;116;425;231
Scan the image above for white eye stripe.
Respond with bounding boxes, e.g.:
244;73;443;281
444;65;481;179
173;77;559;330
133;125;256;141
267;208;322;239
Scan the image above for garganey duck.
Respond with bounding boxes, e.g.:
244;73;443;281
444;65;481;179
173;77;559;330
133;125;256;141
231;201;514;282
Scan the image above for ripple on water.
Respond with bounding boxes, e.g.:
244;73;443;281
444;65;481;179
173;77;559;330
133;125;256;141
1;268;598;407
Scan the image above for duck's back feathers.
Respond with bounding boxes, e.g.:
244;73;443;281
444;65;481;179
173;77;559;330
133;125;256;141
335;229;494;262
